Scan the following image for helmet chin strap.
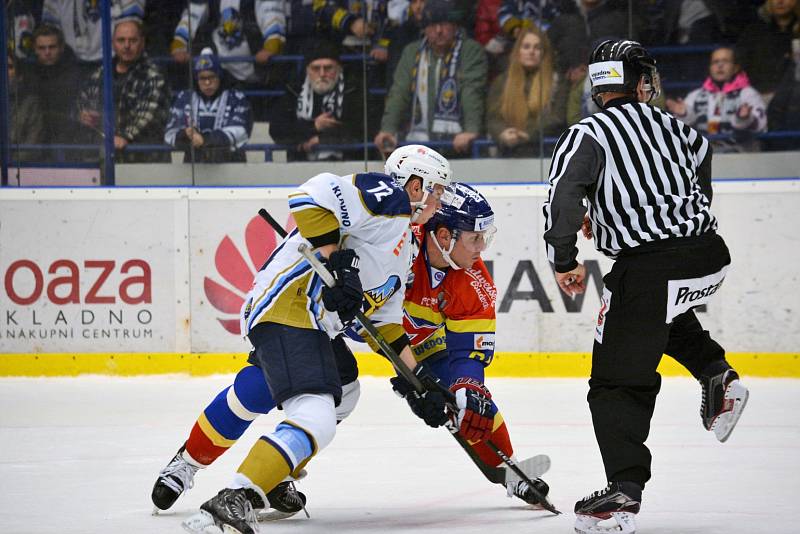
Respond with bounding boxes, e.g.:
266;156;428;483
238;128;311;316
429;230;461;270
410;190;429;224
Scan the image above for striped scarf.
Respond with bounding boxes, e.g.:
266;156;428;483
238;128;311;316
408;29;464;140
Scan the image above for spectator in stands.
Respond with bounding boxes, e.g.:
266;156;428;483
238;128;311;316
8;2;37;61
766;54;800;150
269;39;378;161
548;0;633;74
386;0;427;87
257;0;318;86
475;0;507;60
374;0;488;156
737;0;800;96
143;1;185;56
314;0;392;63
499;0;574;38
170;0;278;87
486;27;567;156
7;51;44;163
42;0;144;67
78;20;171;163
165;48;253;163
20;24;81;158
666;46;767;152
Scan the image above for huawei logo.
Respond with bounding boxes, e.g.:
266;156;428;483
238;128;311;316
204;214;295;334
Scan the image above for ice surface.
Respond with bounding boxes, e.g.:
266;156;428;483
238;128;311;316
1;376;797;533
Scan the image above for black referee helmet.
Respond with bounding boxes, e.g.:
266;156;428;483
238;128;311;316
588;39;661;107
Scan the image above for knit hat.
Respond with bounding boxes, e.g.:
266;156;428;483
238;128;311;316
423;0;464;26
193;47;222;77
304;40;341;65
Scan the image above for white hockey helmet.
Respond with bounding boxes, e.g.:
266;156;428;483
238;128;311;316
385;145;453;222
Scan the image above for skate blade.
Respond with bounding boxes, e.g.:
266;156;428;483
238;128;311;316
504;454;551;486
182;510;224;534
575;512;636;533
714;381;749;443
256;508;299;522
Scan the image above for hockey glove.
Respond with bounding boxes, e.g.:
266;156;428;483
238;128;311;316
321;249;363;324
390;365;449;428
450;377;494;441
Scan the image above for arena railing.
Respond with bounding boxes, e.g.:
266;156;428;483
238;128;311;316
9;131;800;167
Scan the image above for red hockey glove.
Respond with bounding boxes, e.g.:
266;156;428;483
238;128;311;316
450;377;494;441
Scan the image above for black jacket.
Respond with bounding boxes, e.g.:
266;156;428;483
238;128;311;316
269;73;378;161
20;45;82;145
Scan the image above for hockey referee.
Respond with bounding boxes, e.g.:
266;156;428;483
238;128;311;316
542;40;750;534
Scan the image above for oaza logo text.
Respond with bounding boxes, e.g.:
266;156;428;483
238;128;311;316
1;258;154;340
3;259;151;305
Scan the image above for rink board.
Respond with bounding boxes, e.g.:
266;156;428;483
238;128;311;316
0;351;798;377
1;182;798;376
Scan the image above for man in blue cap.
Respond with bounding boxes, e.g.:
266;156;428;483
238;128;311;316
164;47;253;163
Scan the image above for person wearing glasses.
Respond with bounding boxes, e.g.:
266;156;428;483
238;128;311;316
165;47;253;163
269;39;379;161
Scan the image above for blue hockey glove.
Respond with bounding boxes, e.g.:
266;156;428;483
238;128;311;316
321;249;363;324
390;365;449;428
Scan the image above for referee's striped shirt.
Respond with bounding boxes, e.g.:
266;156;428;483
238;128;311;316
542;97;717;272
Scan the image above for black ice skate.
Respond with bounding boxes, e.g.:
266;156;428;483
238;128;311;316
182;488;259;534
506;477;552;508
255;481;309;521
574;481;641;534
700;368;749;442
151;445;201;511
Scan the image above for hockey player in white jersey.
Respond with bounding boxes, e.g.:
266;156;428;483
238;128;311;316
181;147;454;534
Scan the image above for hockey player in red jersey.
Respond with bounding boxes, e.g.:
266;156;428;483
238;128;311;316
150;145;454;523
387;180;553;507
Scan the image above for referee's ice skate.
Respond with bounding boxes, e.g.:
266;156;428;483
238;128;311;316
700;368;749;442
574;482;642;534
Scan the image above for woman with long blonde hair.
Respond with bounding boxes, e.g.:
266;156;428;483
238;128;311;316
486;26;567;156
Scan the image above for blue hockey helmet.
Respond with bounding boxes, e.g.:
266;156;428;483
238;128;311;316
425;183;496;269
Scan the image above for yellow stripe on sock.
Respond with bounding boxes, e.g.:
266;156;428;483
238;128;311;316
196;413;237;448
238;438;291;494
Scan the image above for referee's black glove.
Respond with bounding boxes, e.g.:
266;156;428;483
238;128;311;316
321;249;363;324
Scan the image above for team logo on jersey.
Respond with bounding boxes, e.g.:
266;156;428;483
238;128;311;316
473;334;495;351
362;275;402;317
589;61;625;87
204;214;294;334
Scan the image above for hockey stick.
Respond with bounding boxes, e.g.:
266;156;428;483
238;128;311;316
258;209;287;238
298;243;561;515
256;210;551;492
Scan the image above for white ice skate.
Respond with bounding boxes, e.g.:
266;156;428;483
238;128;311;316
182;488;259;534
701;369;749;442
574;511;637;534
574;482;641;534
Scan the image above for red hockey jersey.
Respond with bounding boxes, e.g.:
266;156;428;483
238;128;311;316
403;229;497;379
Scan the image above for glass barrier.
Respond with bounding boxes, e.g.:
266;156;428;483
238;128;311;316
2;0;800;187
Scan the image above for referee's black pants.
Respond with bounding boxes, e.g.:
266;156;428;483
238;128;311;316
588;232;732;489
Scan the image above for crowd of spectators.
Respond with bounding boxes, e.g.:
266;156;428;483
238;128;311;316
5;0;800;165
